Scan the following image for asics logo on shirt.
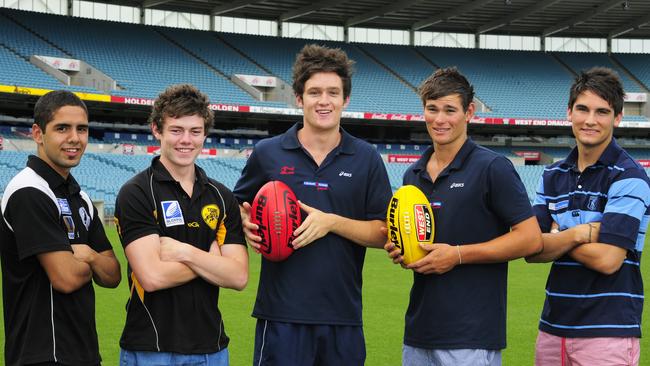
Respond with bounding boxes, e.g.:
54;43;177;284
450;182;464;189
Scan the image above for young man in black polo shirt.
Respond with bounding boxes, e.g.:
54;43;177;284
114;84;248;365
234;44;392;366
0;90;121;366
385;68;543;366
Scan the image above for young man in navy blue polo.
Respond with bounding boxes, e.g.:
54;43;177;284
233;44;392;366
385;67;543;366
528;68;650;365
115;84;248;365
0;90;121;365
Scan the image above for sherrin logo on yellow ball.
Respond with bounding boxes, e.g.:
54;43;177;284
387;185;435;265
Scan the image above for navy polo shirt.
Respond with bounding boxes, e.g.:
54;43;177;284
402;139;533;350
533;139;650;338
233;123;392;325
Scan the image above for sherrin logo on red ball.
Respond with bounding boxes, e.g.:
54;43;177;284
251;181;301;262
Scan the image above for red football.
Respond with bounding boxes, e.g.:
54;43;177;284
250;180;301;262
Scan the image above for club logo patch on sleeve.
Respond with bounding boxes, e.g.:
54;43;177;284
201;204;220;230
161;200;185;227
62;215;75;239
57;198;72;215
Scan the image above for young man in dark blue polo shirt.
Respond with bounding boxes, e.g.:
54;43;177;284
233;44;392;366
115;84;248;365
527;67;650;365
385;68;542;366
0;90;121;365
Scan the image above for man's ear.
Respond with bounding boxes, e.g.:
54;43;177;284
32;123;44;145
614;112;622;127
151;121;162;140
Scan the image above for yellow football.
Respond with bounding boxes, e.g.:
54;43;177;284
386;185;435;265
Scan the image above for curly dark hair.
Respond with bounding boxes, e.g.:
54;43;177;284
149;84;213;134
292;44;355;99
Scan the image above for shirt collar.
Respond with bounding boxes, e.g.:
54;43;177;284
150;155;209;185
27;155;80;194
411;138;478;175
280;123;356;155
562;138;622;168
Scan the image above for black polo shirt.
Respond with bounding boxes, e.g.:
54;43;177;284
233;123;392;325
402;139;533;350
115;156;245;354
0;155;111;366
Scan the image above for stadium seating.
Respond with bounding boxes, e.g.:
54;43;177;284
219;33;424;114
611;53;650;91
555;52;642;93
417;47;572;120
0;7;649;122
359;43;434;88
2;146;650;216
0;8;287;107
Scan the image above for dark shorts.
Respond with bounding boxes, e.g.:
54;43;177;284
253;319;365;366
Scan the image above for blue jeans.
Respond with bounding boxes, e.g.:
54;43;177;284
403;344;501;366
120;348;229;366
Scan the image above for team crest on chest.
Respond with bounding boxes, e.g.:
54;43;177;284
201;204;220;230
587;195;599;211
161;200;185;227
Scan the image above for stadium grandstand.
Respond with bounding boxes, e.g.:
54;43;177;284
1;0;650;221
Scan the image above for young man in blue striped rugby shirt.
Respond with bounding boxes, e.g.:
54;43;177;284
528;67;650;366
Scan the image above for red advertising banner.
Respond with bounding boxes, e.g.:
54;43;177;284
122;143;135;155
201;148;217;156
388;154;421;163
363;113;424;121
638;160;650;168
110;96;250;112
514;151;541;161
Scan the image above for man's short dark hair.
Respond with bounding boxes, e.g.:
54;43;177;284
568;67;625;115
149;84;214;134
292;44;355;100
419;67;474;111
33;90;88;130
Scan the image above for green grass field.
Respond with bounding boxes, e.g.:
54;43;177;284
1;226;649;365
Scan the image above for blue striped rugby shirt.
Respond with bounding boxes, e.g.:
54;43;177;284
533;139;650;338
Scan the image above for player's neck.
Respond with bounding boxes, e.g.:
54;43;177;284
159;157;196;194
36;150;70;179
432;136;466;167
297;124;341;165
576;137;610;172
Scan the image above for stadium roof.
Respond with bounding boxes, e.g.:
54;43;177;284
97;0;650;39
